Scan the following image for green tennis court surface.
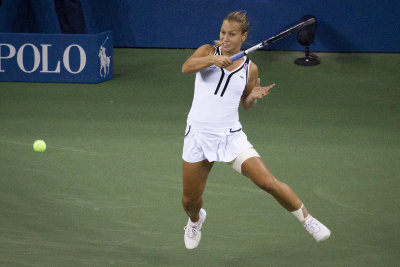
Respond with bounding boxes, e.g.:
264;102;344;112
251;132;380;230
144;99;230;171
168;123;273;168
1;49;399;266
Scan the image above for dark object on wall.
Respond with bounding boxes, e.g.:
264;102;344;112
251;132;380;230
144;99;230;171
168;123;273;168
295;15;320;66
54;0;87;34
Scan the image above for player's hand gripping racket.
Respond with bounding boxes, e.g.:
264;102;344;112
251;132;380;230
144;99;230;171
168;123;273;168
230;18;316;61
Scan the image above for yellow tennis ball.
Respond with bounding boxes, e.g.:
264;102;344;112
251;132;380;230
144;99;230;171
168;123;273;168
33;140;46;152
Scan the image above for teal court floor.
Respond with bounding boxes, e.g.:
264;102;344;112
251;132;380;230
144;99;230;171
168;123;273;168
0;49;399;266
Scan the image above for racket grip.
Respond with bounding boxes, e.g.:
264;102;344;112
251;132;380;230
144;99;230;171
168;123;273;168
230;51;245;61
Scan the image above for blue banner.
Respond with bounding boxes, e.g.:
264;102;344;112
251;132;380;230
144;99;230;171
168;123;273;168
0;31;113;83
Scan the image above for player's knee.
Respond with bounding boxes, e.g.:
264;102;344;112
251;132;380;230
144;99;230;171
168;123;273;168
259;174;278;193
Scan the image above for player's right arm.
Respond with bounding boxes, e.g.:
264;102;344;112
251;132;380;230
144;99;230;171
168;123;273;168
182;44;232;74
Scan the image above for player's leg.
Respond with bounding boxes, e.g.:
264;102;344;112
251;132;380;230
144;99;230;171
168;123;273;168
232;148;330;242
182;159;213;222
182;159;213;249
241;156;303;212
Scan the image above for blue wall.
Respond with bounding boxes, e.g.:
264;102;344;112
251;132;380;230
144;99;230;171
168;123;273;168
1;0;399;52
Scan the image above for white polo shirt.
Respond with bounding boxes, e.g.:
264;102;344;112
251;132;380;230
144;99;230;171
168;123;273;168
183;46;254;163
187;46;251;128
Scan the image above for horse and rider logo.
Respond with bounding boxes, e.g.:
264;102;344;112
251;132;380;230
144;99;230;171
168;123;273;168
98;36;111;78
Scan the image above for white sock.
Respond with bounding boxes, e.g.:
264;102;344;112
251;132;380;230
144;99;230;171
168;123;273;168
189;219;200;226
190;211;203;225
291;204;312;224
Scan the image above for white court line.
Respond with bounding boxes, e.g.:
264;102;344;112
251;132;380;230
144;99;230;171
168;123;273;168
313;186;374;216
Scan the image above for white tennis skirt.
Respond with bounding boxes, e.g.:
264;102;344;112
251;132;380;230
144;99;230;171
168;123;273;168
182;121;253;163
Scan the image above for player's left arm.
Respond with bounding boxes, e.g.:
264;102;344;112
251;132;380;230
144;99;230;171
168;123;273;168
241;63;276;110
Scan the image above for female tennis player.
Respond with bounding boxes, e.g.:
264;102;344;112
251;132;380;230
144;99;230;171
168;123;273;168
181;11;330;249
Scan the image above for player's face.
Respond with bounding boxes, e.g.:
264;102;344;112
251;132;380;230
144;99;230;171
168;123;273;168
219;20;247;54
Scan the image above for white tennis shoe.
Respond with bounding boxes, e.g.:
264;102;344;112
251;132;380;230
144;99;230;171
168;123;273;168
184;208;206;249
303;217;331;242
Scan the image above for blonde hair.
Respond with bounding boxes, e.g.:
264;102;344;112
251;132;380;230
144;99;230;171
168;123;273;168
214;11;249;46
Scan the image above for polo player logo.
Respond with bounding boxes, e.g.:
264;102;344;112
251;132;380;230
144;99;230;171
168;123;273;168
98;36;111;78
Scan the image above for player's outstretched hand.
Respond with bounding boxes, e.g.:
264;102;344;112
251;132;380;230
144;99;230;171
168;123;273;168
250;78;275;99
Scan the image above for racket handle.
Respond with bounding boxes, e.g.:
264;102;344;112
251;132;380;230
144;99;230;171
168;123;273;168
230;51;245;61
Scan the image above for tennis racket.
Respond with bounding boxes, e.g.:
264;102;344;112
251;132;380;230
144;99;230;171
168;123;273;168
230;18;316;61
